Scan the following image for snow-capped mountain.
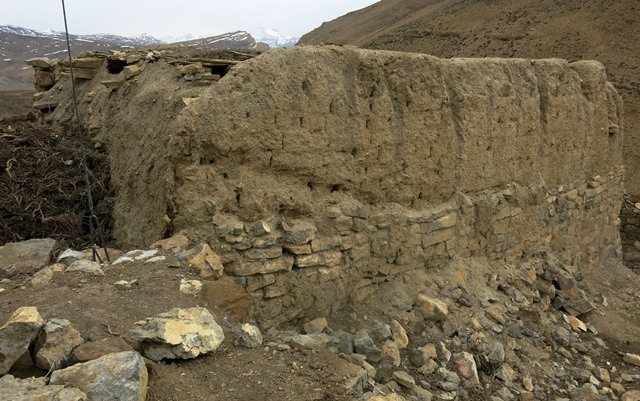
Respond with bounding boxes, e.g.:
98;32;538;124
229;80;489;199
252;28;298;48
0;25;162;46
175;31;259;49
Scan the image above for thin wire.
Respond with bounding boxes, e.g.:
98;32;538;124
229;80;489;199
61;0;110;263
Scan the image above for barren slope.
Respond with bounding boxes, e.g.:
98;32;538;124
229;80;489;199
299;0;640;194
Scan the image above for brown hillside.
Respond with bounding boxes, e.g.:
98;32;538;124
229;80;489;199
299;0;640;194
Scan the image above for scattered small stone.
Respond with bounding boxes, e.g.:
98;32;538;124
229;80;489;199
452;351;479;387
390;319;409;349
621;390;640;401
393;371;416;388
65;259;104;276
354;329;382;362
179;278;203;295
0;374;86;401
234;324;263;348
415;294;448;321
623;353;640;367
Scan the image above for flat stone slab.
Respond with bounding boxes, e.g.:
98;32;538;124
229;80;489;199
0;238;56;278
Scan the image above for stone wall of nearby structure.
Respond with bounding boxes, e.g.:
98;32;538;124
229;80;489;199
29;46;625;326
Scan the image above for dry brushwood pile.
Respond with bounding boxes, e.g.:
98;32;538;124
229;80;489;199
0;122;112;247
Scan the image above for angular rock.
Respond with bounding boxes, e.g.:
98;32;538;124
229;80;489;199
204;280;252;322
391;319;409;349
393;371;416;388
0;306;45;374
303;317;328;334
25;57;52;68
409;348;430;367
234;324;263;348
50;351;147;401
367;322;392;343
226;254;294;275
415;294;448;321
621;390;640;401
452;351;480;388
252;220;271;236
187;243;223;278
354;329;382;362
72;337;134;363
124;307;224;361
0;374;87;401
623;353;640;367
296;251;342;267
124;64;141;80
150;233;190;251
382;340;401;367
65;259;104;276
282;220;318;245
31;266;54;289
0;238;56;278
289;333;338;351
34;318;84;370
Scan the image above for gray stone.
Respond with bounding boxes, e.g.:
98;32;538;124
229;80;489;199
25;57;52;68
252;220;271;236
34;318;84;370
57;249;86;265
245;246;283;260
65;259;104;276
303;317;328;334
31;266;54;289
289;333;338;351
234;324;263;348
452;351;480;388
282;220;318;245
410;386;434;401
624;353;640;367
393;370;416;388
0;238;56;278
409;348;430;367
0;374;87;401
124;307;224;361
354;329;382;362
390;319;409;349
0;306;45;374
367;322;392;343
485;341;506;364
621;390;640;401
50;351;147;401
225;255;294;275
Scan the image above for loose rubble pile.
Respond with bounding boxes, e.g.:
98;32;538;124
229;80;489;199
1;237;640;400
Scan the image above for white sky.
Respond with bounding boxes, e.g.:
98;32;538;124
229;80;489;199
1;0;379;39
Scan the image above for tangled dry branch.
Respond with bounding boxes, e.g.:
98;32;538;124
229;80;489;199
0;122;113;247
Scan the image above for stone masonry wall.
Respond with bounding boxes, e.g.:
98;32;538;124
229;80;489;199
30;46;624;326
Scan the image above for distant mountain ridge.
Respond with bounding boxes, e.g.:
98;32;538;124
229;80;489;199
0;24;284;90
0;25;162;46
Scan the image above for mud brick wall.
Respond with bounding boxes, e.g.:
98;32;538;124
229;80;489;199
32;46;624;326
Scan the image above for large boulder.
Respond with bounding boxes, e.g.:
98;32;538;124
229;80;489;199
0;306;45;374
50;351;147;401
124;307;225;361
0;238;56;277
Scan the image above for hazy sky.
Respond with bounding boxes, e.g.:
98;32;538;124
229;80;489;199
2;0;379;39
